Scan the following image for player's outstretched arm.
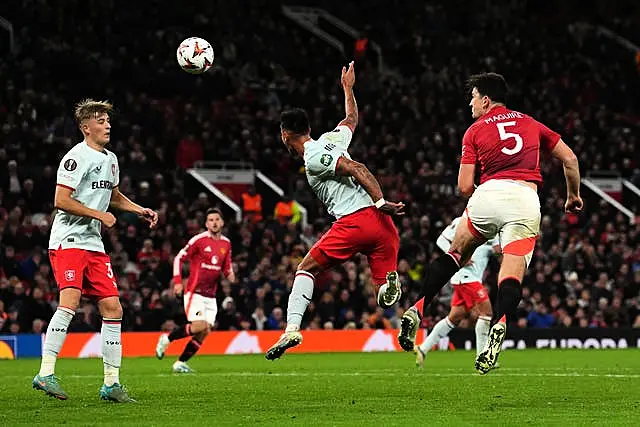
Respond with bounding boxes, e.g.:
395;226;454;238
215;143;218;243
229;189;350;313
337;61;358;132
110;187;159;228
54;185;116;228
550;139;583;213
336;157;404;215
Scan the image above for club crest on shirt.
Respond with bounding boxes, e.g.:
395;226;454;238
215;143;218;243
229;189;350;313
220;248;226;255
64;159;77;171
320;154;333;166
64;270;76;281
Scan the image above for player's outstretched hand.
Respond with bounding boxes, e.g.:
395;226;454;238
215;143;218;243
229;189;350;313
341;61;355;89
141;208;159;229
565;195;583;214
100;212;117;228
379;201;405;216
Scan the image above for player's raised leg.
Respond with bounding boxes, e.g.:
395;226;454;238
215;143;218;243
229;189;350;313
399;219;484;351
369;211;402;309
170;292;214;373
33;287;80;400
156;321;197;360
415;305;465;368
266;253;322;360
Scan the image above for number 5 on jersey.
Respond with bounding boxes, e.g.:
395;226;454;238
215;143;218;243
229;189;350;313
497;121;523;155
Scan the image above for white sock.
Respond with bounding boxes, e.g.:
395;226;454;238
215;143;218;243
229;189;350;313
476;315;491;356
419;316;455;354
101;318;122;386
39;306;75;376
285;271;315;331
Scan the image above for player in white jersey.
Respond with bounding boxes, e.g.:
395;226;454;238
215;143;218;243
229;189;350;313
414;217;499;368
33;100;158;402
266;61;405;360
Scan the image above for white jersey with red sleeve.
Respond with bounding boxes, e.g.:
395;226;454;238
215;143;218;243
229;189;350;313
173;232;232;298
304;125;373;219
49;141;120;253
461;105;560;186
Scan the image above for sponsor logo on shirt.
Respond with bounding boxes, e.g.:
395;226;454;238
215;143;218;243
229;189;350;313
204;246;212;252
91;180;114;190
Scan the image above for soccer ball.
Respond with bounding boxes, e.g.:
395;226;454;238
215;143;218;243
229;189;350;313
176;37;214;74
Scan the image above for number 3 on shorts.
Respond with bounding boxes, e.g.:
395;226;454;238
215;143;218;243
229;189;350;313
105;262;114;279
497;121;523;155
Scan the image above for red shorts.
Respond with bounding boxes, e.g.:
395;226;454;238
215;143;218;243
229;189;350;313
451;281;489;311
310;207;399;285
49;248;119;299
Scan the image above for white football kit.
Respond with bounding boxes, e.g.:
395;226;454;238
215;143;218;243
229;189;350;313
49;141;120;253
303;125;373;218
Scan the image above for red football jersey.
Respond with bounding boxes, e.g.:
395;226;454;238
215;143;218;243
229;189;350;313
460;105;560;185
173;231;232;298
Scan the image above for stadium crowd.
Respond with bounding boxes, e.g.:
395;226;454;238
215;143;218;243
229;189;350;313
1;0;640;335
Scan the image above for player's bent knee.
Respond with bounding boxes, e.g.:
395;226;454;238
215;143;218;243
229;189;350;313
97;296;123;319
191;320;209;334
58;288;81;311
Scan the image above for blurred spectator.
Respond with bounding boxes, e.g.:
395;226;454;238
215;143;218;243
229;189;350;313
527;303;556;328
241;186;263;223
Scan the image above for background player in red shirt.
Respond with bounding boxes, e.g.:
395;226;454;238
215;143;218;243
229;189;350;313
398;73;583;374
33;100;158;402
155;208;235;373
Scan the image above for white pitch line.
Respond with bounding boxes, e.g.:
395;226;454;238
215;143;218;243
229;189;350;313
8;371;640;379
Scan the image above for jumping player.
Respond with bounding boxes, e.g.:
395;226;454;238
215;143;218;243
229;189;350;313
265;61;405;360
33;99;158;401
398;73;582;374
415;217;499;368
155;208;235;373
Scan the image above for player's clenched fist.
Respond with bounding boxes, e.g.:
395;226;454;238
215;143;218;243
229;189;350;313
99;212;117;228
565;195;583;214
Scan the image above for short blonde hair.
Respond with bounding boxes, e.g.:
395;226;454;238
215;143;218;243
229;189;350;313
74;99;113;124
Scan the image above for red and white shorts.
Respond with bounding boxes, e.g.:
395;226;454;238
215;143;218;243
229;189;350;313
49;248;119;299
451;281;489;311
310;206;399;285
465;179;540;267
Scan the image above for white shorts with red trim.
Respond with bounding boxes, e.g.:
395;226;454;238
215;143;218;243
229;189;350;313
464;179;540;267
184;292;218;326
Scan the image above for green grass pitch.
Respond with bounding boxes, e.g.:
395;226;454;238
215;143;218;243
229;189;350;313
1;349;639;426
